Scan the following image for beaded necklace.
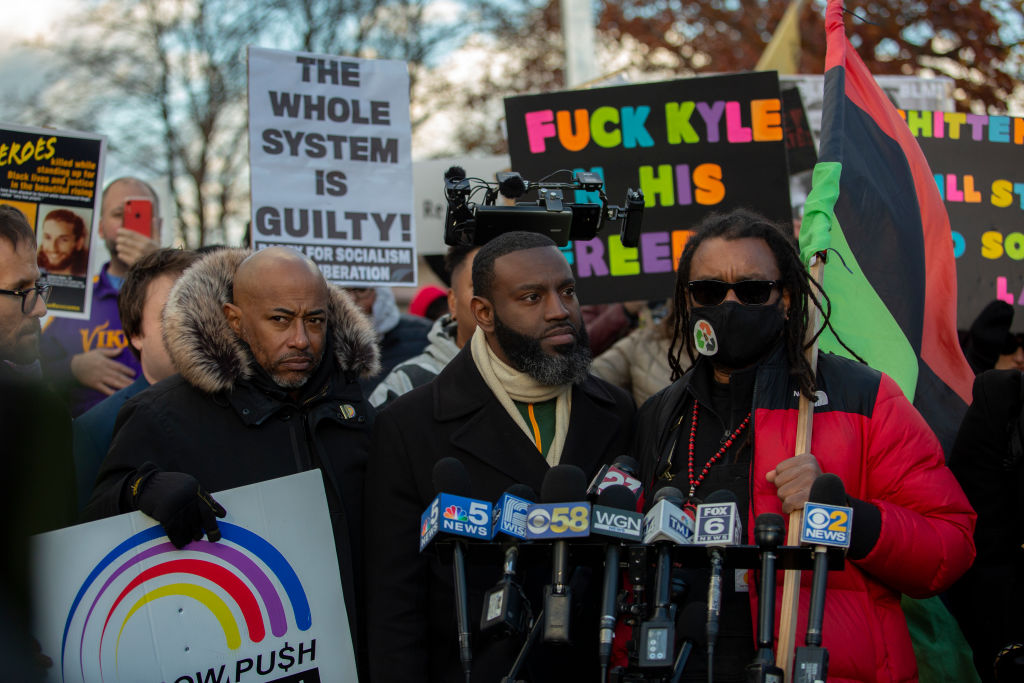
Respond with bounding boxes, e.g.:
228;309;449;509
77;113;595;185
686;399;751;500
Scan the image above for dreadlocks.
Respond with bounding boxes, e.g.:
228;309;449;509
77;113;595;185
667;208;828;400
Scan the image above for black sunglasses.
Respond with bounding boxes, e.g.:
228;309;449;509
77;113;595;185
687;279;781;306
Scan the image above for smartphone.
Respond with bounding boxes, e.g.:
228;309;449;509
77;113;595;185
124;198;153;237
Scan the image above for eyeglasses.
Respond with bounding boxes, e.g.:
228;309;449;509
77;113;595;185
0;282;52;314
687;279;781;306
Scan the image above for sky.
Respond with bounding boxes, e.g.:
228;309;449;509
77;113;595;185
3;1;76;41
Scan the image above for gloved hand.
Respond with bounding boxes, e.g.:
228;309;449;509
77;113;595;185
128;466;227;548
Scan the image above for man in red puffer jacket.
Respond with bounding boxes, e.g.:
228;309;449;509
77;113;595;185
633;209;975;683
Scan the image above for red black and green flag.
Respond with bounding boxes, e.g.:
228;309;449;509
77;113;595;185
799;0;974;455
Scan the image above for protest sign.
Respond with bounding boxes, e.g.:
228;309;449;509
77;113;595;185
504;71;792;304
901;110;1024;328
248;46;416;287
33;470;356;683
0;123;105;318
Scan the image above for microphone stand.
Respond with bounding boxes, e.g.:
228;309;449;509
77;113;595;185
453;541;473;683
746;514;785;683
501;608;545;683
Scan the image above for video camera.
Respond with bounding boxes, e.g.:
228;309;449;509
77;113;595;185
442;167;644;248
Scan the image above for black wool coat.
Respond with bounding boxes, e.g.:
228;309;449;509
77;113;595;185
365;344;635;682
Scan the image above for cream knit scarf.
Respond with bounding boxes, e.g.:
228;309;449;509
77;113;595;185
470;327;572;466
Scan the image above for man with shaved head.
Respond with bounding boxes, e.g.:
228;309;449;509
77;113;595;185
84;247;380;667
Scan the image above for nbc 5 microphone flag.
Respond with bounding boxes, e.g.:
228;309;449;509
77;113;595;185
420;493;494;551
31;471;356;682
798;0;974;456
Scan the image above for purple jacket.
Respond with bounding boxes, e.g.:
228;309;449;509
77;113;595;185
41;263;141;417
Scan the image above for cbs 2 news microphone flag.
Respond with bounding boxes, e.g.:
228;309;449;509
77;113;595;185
799;0;974;457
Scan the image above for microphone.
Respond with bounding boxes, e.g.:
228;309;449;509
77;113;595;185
793;473;852;683
444;165;467;182
419;458;494;551
639;485;690;668
528;465;591;643
693;489;742;682
591;484;642;673
496;171;528;200
587;454;643;498
746;513;786;683
642;484;695;546
481;484;535;635
670;602;708;683
427;457;489;683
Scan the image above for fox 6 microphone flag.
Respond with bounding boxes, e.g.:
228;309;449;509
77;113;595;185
799;0;974;456
693;499;741;546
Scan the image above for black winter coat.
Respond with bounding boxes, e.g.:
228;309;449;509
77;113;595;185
82;248;380;666
365;344;635;682
949;369;1024;682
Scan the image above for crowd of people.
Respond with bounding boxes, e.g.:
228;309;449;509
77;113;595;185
0;176;1020;682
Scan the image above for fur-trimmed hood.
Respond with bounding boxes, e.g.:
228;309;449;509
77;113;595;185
163;248;380;394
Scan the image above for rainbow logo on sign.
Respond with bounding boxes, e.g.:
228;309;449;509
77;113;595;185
59;522;312;682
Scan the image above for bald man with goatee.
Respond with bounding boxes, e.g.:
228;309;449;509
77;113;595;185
84;247;380;670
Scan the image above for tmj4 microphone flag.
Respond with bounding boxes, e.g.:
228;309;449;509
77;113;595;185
798;0;974;456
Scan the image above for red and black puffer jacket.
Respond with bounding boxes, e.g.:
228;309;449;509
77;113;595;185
635;347;976;682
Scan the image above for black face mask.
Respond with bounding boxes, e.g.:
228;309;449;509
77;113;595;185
691;300;785;370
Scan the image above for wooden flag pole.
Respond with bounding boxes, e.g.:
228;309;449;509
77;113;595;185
776;255;825;681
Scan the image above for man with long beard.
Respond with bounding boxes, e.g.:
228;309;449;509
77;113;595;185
84;247;380;667
365;231;635;682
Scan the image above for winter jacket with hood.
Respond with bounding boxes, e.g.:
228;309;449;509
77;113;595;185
634;346;976;683
83;249;380;656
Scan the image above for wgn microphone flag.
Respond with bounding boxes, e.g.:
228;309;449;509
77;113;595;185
800;0;973;456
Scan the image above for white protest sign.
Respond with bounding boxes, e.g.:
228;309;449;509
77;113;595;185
248;46;415;287
32;470;355;683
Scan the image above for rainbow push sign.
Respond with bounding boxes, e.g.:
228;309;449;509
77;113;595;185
32;471;355;682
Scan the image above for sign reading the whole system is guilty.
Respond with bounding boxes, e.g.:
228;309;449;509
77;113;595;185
504;72;792;304
901;110;1024;328
248;47;416;286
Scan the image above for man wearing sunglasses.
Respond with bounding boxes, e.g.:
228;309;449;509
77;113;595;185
633;208;974;682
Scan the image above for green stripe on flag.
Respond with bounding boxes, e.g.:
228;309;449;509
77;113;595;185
799;162;841;263
817;214;919;401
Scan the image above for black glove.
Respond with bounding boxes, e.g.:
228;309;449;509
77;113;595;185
128;465;227;549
